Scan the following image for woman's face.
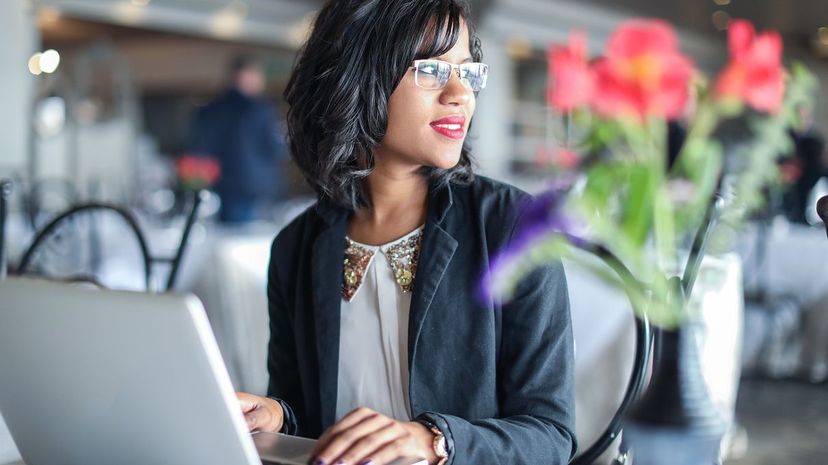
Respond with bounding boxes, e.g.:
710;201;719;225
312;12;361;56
376;21;477;171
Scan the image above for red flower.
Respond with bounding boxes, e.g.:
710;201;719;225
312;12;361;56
534;145;553;167
177;154;221;187
547;31;594;112
556;147;580;170
715;20;784;113
590;20;695;121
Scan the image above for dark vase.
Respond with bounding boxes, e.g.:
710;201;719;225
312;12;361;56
622;324;728;465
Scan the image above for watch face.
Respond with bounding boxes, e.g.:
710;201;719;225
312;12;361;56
436;436;448;457
427;425;448;457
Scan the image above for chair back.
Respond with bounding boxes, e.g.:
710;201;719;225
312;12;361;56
14;189;206;292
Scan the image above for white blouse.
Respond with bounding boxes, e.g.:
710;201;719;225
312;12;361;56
335;226;424;422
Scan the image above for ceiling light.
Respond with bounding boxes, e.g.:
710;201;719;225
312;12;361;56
506;36;533;60
289;12;316;48
28;53;42;75
819;27;828;45
130;0;151;5
210;1;248;39
113;2;146;24
210;10;244;38
712;10;731;31
39;49;61;73
37;6;61;27
714;0;731;5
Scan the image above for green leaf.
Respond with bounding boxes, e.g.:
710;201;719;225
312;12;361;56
582;162;619;213
620;165;655;247
653;185;677;271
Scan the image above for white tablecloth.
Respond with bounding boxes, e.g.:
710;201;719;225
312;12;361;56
736;219;828;380
738;220;828;305
192;232;274;395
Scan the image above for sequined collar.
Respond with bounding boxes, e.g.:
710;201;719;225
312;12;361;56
342;227;424;302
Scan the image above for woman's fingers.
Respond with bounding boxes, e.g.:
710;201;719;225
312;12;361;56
313;407;379;453
312;409;395;464
244;409;261;431
236;392;260;414
236;392;263;431
235;392;282;432
330;421;411;465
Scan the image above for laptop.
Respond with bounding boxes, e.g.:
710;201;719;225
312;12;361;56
0;278;426;465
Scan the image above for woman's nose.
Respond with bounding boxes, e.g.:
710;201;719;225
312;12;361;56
438;71;473;106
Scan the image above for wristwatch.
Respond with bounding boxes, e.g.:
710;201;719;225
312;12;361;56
417;419;448;465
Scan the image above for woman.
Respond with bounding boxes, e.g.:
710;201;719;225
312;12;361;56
236;1;576;464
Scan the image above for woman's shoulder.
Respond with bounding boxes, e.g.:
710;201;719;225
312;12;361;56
269;202;325;266
469;174;531;200
447;175;534;245
452;175;532;221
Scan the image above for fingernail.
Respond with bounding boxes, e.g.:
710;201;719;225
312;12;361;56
358;461;373;465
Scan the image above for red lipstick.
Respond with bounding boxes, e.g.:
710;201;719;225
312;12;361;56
430;115;466;140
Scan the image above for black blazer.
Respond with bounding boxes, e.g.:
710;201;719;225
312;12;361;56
266;175;576;464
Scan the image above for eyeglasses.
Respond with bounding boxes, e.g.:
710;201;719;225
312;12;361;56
410;59;489;92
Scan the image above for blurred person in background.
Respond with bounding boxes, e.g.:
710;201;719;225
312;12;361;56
189;55;286;223
781;105;827;223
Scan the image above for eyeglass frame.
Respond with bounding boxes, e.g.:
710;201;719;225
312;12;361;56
409;59;489;91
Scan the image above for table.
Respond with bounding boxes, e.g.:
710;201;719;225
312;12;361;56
0;228;744;464
736;219;828;379
188;237;744;456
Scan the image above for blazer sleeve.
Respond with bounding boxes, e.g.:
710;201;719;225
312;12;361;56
265;239;303;435
417;216;577;464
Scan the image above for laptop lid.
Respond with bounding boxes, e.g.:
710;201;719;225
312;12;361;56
0;277;261;465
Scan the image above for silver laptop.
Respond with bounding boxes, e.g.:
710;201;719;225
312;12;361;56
0;278;425;465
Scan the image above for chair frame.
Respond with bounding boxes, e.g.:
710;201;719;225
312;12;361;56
15;189;206;292
0;179;12;279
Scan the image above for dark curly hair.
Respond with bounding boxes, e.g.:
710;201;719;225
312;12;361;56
284;0;482;211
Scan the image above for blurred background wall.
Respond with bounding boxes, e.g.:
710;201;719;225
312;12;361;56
0;0;37;179
4;0;828;202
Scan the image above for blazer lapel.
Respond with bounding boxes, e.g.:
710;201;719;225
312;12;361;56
408;184;458;367
311;203;347;430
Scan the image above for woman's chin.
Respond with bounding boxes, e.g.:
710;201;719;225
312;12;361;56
429;152;462;170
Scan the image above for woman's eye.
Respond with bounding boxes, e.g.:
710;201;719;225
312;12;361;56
420;64;439;76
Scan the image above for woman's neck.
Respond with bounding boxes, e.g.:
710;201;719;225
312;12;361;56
347;165;428;246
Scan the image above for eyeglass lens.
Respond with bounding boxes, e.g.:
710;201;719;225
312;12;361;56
414;61;488;91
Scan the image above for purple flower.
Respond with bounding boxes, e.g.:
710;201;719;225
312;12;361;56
479;181;584;303
514;186;575;245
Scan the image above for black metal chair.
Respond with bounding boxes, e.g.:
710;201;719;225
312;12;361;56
20;176;81;231
568;244;653;465
0;179;12;279
15;189;207;292
816;196;828;238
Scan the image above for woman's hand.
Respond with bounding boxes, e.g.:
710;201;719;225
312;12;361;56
236;392;284;433
308;407;437;465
